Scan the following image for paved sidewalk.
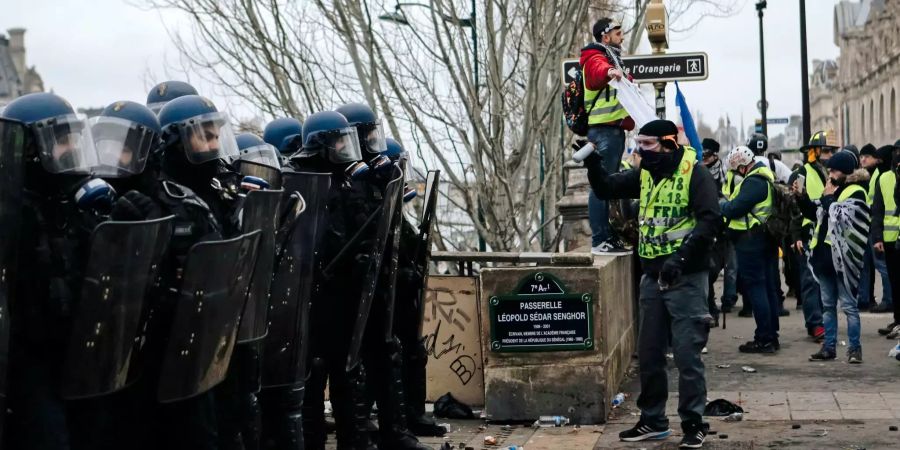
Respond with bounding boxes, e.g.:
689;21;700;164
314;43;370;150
596;300;900;449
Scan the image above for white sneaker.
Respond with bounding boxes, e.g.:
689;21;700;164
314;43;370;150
887;325;900;340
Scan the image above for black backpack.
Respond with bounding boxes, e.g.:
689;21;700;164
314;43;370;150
561;64;600;137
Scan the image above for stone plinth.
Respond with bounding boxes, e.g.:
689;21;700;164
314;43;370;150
477;255;635;424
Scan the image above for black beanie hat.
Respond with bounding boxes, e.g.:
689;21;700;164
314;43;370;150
859;143;876;157
592;18;621;42
876;145;895;163
827;150;858;175
702;138;720;154
639;120;678;138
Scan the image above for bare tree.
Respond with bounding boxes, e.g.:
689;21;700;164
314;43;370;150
139;0;738;252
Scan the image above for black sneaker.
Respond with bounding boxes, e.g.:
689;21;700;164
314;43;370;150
618;422;672;442
778;307;790;317
739;340;775;354
871;302;893;313
878;322;898;336
738;308;753;318
679;426;707;449
773;338;781;351
720;303;733;313
591;239;630;255
848;348;863;364
809;348;836;361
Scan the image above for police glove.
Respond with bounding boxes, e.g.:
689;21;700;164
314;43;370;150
659;256;685;290
111;190;161;221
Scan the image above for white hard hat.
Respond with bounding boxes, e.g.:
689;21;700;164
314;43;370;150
727;146;755;171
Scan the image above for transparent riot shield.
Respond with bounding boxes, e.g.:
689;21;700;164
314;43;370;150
0;119;26;440
260;171;330;388
60;216;175;399
237;189;283;343
345;166;404;372
157;231;261;402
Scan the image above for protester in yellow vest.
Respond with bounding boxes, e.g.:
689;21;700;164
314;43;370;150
855;143;893;314
580;17;634;254
789;131;837;341
872;144;900;337
585;120;720;447
799;150;870;363
720;146;781;354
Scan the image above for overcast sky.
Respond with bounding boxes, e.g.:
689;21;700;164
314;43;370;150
3;0;841;133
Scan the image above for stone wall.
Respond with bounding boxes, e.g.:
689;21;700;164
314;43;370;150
476;255;635;424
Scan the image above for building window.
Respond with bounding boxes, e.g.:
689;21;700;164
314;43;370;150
870;99;875;141
861;104;866;142
881;94;886;142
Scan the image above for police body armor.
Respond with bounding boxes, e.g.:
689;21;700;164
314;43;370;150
236;160;283;190
61;216;175;399
157;231;261;402
237;188;283;343
0;119;26;442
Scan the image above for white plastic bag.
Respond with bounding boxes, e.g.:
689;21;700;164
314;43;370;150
610;78;656;130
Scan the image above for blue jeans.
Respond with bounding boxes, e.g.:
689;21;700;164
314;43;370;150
734;230;780;343
797;242;824;331
858;235;892;307
587;125;625;246
818;261;861;352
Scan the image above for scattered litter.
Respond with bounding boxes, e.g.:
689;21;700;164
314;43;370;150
704;399;744;416
612;393;626;408
741;366;757;373
434;392;475;419
890;425;898;431
533;415;569;427
732;336;743;340
792;424;802;429
478;425;487;431
723;412;743;422
716;364;731;369
719;434;729;439
768;403;785;407
841;340;847;346
816;429;828;437
484;436;498;445
501;425;513;431
439;443;453;450
701;346;708;354
708;430;718;435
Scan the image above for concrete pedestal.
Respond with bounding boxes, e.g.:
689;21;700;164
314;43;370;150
478;255;635;424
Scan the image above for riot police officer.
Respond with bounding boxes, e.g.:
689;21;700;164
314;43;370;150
146;80;200;114
335;104;430;450
382;139;447;438
132;94;251;450
1;93;158;450
287;110;386;450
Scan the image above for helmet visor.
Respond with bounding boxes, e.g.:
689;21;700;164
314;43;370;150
236;144;282;170
176;112;240;164
364;120;387;153
325;127;363;164
30;114;98;174
89;116;158;177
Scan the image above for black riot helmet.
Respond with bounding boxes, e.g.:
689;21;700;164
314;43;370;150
747;133;768;156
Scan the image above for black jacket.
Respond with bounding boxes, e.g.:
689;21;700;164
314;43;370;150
585;146;722;275
788;162;827;242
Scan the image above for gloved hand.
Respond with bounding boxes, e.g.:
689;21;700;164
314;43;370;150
111;190;160;221
659;256;685;290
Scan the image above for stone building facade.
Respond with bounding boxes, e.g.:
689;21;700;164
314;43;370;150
0;28;44;108
831;0;900;147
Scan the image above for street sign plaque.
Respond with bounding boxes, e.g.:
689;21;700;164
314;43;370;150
561;51;709;85
488;272;593;353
